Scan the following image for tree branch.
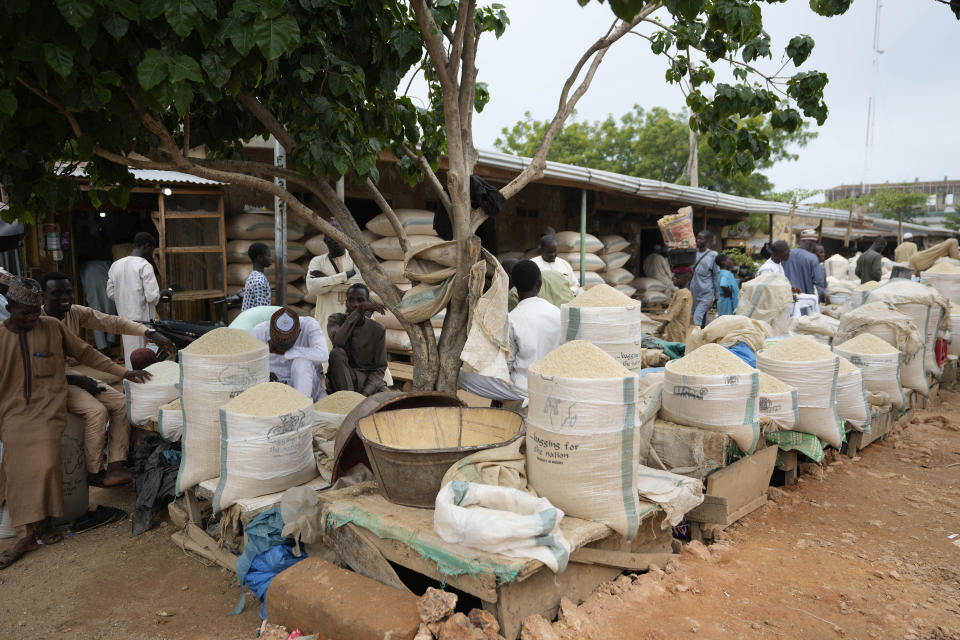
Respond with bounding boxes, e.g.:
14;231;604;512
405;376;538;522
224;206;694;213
457;0;479;170
400;143;452;211
365;177;410;255
447;0;473;80
237;89;297;152
410;0;453;91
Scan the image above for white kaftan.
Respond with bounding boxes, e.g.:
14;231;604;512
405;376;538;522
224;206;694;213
304;252;363;350
252;316;330;401
106;255;160;369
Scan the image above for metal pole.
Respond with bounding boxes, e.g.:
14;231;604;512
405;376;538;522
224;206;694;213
580;189;587;287
274;140;287;306
336;177;345;203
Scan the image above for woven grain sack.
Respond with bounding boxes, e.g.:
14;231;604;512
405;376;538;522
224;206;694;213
226;239;306;263
601;252;631;271
562;285;643;372
951;309;960;356
213;383;317;512
660;344;760;453
226;213;305;240
525;342;641;539
789;313;839;346
835;301;926;391
737;273;794;335
758;374;798;432
601;267;634;286
124;361;180;426
866;280;944;374
371;235;443;261
825;254;849;279
384;327;441;353
632;277;666;293
600;234;631;254
176;328;270;493
686;315;771;354
379;260;410;284
404;238;480;285
582;272;605;289
835;359;871;431
366;209;436;237
379;309;445;331
394;280;454;324
554;231;603;254
560;252;605;272
834;334;906;409
616;284;637;298
756;336;844;448
642;290;669;305
158;399;183;442
304;235;329;256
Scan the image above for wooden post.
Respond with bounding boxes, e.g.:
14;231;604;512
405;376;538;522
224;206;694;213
768;213;773;246
844;207;854;247
579;189;586;287
787;197;797;245
815;218;823;243
898;211;903;245
274;139;287;306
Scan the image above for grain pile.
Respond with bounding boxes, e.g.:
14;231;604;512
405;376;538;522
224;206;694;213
184;327;265;355
855;281;880;291
224;382;311;416
837;356;857;374
567;283;636;308
669;343;754;375
835;333;898;354
926;261;960;274
759;372;791;394
762;335;836;361
161;398;182;411
141;361;180;385
314;391;365;415
531;340;631;378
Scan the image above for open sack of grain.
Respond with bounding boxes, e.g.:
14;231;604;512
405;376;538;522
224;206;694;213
737;273;794;335
836;302;928;395
921;261;960;305
213;383;317;512
562;284;643;373
834;333;906;409
866;280;949;376
124;361;181;426
825;254;849;279
158;398;183;442
525;341;642;539
836;356;871;431
686;315;771;354
789;313;839;346
177;328;270;493
756;335;845;448
660;344;760;454
312;391;367;481
758;372;798;432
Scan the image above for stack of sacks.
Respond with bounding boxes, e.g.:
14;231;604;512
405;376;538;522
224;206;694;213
660;344;761;454
525;341;642;539
920;261;960;305
866;279;950;376
554;231;605;289
367;214;441;298
834;333;906;409
599;235;635;296
825;276;855;305
824;254;849;279
213;382;317;512
789;313;839;346
176;328;270;493
631;277;669;306
736;273;794;335
225;206;308;312
380;313;443;355
880;257;895;280
686;315;771;354
562;284;643;373
756;335;845;448
847;280;880;310
835;301;928;395
847;254;861;282
758;372;798;432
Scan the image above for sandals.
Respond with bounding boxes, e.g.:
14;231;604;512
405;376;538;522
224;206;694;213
36;531;63;545
0;548;21;569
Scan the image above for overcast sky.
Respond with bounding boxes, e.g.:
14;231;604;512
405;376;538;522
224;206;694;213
410;1;958;194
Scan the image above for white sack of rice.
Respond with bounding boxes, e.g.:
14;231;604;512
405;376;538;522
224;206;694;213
313;390;366;440
124;360;181;426
526;341;641;539
835;356;871;430
757;336;844;448
866;280;945;375
834;334;905;409
757;373;798;431
661;344;760;453
563;286;643;372
213;382;318;512
158;398;183;442
176;328;270;493
737;273;794;335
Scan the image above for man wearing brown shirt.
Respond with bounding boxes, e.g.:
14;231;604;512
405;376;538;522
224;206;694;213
41;272;175;486
326;283;389;396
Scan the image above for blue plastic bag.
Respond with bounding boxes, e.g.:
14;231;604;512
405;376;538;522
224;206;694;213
724;341;756;368
245;544;307;618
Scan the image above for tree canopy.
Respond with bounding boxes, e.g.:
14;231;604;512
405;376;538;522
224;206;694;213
495;106;815;197
823;189;930;222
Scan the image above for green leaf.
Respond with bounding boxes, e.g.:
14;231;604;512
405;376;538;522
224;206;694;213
165;0;199;39
786;34;815;67
103;14;129;40
88;189;102;209
332;154;349;176
169;55;203;82
253;14;300;61
137;49;169;90
225;18;256;56
194;0;218;20
0;89;17;116
808;0;852;17
141;0;165;20
200;52;231;87
42;43;74;78
112;0;140;21
171;83;193;116
665;0;705;21
55;0;96;29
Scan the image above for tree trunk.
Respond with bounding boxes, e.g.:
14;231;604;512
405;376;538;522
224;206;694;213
685;127;699;188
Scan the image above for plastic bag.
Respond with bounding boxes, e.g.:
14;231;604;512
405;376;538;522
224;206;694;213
245;545;306;617
434;481;571;572
280;485;324;555
658;207;695;249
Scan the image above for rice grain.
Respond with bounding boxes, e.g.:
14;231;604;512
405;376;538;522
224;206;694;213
223;382;312;416
531;340;632;378
567;283;637;308
926;262;960;274
184;327;265;355
835;333;897;354
762;335;837;362
669;343;755;375
161;398;182;411
837;356;857;374
314;391;365;415
759;372;791;394
141;361;180;385
855;281;880;291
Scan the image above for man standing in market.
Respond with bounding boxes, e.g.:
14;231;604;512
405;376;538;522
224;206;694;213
41;271;176;486
783;229;827;297
690;230;719;329
305;219;363;350
241;242;273;311
531;234;581;295
326;283;389;397
0;277;150;570
757;241;790;276
855;237;887;284
107;232;163;368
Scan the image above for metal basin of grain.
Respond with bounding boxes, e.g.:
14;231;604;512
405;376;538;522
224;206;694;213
357;406;525;508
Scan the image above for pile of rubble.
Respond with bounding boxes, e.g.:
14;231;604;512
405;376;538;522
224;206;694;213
415;587;506;640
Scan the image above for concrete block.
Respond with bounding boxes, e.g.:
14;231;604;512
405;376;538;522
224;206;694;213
266;557;420;640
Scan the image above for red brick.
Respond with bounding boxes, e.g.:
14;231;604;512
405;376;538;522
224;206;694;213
266;557;420;640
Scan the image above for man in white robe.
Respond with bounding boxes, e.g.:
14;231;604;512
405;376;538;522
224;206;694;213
107;233;161;369
252;307;329;401
757;240;790;277
530;234;581;295
305;220;363;350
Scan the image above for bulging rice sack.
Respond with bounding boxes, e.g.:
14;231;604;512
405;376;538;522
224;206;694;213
124;361;181;426
601;252;631;271
213;383;318;512
525;341;641;539
834;333;906;409
756;336;844;448
365;209;436;237
866;280;947;375
825;254;849;279
554;231;603;254
758;372;798;431
158;398;183;442
600;234;631;254
660;344;760;453
560;252;605;273
836;358;871;432
176;328;270;493
226;213;305;241
737;273;794;335
562;285;643;373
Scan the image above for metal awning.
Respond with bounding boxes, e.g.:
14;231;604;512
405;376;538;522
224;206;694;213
70;166;221;185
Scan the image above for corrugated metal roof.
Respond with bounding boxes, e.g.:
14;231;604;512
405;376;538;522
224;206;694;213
70;166;221;185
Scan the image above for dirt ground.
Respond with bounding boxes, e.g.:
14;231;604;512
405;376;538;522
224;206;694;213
2;390;959;640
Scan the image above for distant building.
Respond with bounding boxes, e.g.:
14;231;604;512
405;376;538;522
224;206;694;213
825;178;959;212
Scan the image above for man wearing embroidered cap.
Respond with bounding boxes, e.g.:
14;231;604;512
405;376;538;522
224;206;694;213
0;278;151;570
252;307;329;401
782;229;826;298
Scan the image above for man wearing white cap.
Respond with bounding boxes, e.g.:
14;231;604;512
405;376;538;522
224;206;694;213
782;229;826;298
894;233;918;264
252;307;329;401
